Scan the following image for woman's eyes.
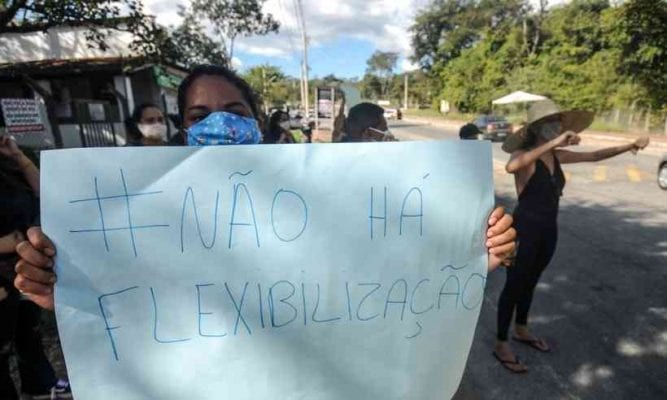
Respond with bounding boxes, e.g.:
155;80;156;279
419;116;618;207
227;109;250;118
190;113;209;123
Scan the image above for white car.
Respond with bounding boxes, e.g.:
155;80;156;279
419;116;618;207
384;108;399;120
659;154;667;190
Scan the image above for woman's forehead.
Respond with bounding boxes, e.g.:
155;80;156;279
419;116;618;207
186;75;247;108
142;107;163;117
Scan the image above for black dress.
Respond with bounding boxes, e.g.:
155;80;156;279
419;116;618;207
497;157;565;341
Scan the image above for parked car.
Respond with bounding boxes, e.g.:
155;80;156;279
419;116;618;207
459;123;483;140
384;108;399;120
659;154;667;190
472;115;512;142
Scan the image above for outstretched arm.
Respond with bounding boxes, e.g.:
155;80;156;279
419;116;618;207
556;136;650;164
506;132;580;173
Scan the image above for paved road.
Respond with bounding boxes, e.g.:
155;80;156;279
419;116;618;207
390;120;667;399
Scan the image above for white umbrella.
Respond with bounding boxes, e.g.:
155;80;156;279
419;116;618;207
492;91;548;105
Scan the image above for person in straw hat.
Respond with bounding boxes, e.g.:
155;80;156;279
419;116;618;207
493;100;650;373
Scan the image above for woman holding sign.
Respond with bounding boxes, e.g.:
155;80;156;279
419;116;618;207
13;65;516;311
0;136;70;399
494;100;650;373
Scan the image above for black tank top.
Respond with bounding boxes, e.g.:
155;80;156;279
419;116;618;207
514;157;565;223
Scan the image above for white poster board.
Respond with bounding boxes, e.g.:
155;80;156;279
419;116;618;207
41;141;493;400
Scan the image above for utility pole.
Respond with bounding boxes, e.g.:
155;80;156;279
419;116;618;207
295;0;310;119
262;67;269;114
403;73;409;110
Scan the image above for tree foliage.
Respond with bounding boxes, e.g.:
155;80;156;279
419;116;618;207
243;64;300;109
0;0;160;55
364;51;399;98
191;0;280;63
160;6;228;69
409;0;667;113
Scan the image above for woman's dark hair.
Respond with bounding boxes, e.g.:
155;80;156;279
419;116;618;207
0;153;29;193
177;64;261;121
521;124;539;149
346;103;385;137
265;110;290;144
125;103;161;142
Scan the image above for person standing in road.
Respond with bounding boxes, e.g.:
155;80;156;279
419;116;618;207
494;100;650;373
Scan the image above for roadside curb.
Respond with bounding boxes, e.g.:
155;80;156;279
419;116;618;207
402;116;667;153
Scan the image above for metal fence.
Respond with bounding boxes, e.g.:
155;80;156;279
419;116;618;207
78;122;118;147
596;108;667;136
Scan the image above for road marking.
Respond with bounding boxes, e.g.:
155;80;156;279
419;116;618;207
593;166;608;182
626;165;642;182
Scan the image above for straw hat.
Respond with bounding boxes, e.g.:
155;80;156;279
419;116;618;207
502;100;594;153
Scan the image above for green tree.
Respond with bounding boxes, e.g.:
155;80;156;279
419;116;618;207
365;51;398;97
244;65;299;110
410;0;527;71
608;0;667;108
359;74;383;101
191;0;280;64
161;6;228;69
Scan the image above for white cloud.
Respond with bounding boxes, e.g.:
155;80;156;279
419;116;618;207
400;59;419;73
231;56;243;69
143;0;429;68
142;0;567;74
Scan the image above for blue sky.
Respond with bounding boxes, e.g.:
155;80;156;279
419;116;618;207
146;0;566;80
237;36;375;79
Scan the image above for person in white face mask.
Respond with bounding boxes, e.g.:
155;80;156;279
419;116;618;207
124;103;168;146
494;100;650;373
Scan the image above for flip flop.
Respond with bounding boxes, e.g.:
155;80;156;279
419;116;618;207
493;351;528;374
512;336;551;353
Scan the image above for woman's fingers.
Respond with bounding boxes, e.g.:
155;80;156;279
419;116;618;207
487;226;517;249
487;206;504;226
14;273;54;296
488;213;513;238
489;241;516;256
15;259;56;285
27;226;56;256
16;240;54;268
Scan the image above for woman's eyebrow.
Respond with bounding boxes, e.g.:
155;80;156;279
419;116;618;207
223;101;248;109
186;105;211;113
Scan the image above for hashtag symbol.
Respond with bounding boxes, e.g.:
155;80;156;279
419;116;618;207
69;169;169;257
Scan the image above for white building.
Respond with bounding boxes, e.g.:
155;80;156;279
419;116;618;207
0;26;187;148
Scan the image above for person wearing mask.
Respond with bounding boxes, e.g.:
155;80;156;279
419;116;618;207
13;64;515;315
264;110;296;144
341;102;397;142
0;136;70;399
494;100;650;373
124;103;168;146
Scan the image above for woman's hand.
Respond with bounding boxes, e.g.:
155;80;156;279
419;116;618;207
0;135;22;160
487;207;516;272
0;230;25;254
631;136;650;155
553;132;580;148
13;227;57;310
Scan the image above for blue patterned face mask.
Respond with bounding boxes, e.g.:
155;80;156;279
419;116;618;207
187;111;262;146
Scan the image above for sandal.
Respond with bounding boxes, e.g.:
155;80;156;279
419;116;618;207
512;336;551;353
493;351;528;374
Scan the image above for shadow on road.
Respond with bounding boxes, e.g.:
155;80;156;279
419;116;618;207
456;193;667;400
